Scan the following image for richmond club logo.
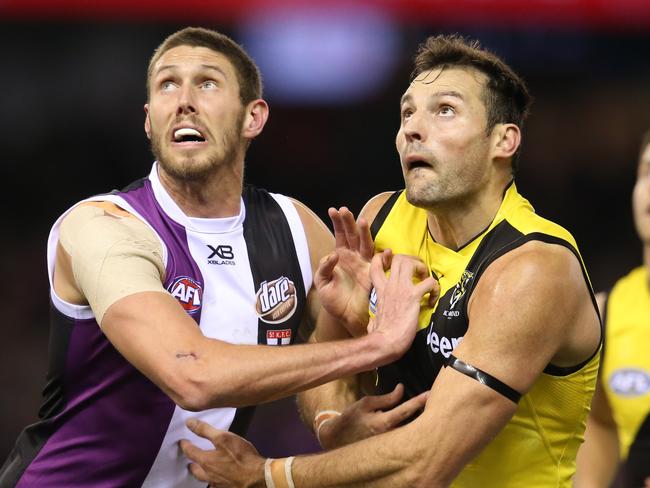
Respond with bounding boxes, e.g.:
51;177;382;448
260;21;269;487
449;270;474;310
255;276;297;324
168;276;203;314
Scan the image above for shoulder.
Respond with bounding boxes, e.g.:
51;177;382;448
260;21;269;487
289;198;334;272
480;239;584;294
359;191;399;225
471;239;588;325
59;201;157;252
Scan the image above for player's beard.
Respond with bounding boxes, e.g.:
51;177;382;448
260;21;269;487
151;110;245;182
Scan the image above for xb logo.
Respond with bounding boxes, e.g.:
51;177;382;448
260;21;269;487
207;245;234;260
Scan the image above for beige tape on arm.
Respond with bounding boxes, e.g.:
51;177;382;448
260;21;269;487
265;457;295;488
59;204;166;324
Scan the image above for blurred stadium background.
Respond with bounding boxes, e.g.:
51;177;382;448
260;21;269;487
1;0;650;461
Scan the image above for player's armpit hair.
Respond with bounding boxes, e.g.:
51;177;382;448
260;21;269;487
445;354;521;403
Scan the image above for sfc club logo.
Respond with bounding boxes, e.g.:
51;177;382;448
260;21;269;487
266;329;292;346
168;276;203;314
255;276;297;324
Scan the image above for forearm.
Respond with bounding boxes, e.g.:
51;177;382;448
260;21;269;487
103;292;398;411
297;375;359;420
198;336;387;408
297;326;362;430
289;382;511;488
280;422;425;488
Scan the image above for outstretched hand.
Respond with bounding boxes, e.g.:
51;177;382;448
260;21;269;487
318;383;429;449
368;252;440;360
180;419;264;488
314;207;375;336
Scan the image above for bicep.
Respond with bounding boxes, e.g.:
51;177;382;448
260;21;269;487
290;198;335;274
459;242;598;395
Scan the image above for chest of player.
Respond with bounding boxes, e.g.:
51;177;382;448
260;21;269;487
376;265;478;398
162;226;305;349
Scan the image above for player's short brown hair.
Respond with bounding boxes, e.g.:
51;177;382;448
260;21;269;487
147;27;262;105
413;35;532;168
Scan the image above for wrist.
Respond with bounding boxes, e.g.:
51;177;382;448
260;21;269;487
363;329;399;366
264;456;295;488
313;410;342;447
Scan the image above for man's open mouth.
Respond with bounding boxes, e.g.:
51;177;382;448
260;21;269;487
173;127;206;143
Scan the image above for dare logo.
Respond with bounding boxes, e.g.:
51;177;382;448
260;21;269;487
168;276;203;314
255;276;297;324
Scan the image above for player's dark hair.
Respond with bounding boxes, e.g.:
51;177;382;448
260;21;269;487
412;35;532;171
147;27;262;105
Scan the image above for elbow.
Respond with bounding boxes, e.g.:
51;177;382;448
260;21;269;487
163;370;250;411
161;367;219;411
167;379;214;411
406;445;455;488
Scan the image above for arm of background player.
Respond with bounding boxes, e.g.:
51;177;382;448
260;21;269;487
57;201;432;412
183;239;600;486
574;293;620;488
290;198;366;445
297;193;428;449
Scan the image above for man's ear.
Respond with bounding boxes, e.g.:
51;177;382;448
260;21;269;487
241;99;269;140
144;103;151;140
492;123;521;160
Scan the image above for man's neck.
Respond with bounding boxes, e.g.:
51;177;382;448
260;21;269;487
644;245;650;284
158;163;243;218
425;181;509;251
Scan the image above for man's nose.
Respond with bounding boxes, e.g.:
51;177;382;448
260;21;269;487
403;114;425;142
177;85;197;115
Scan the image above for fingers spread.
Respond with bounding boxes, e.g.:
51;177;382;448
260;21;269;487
330;207;360;250
414;276;438;297
357;217;374;260
315;252;339;285
427;279;441;307
186;418;221;446
340;207;360;251
369;251;390;293
180;439;208;464
188;462;210;483
329;208;347;249
363;383;405;410
383;390;429;426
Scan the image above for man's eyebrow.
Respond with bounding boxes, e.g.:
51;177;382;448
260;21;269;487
154;64;228;79
433;90;464;100
400;90;464;106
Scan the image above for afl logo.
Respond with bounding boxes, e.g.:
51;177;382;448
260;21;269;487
609;368;650;397
255;276;297;324
168;276;202;314
369;287;378;315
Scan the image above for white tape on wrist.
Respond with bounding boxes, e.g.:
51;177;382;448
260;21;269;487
264;458;276;488
285;456;295;488
313;410;342;446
